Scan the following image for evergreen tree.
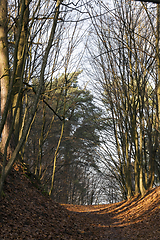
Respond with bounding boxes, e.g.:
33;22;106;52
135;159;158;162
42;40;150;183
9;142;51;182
24;71;103;204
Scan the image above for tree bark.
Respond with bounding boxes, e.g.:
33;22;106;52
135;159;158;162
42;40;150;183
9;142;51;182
12;0;29;145
0;0;12;157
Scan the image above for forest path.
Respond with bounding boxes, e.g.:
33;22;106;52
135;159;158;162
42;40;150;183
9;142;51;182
62;187;160;239
0;166;160;240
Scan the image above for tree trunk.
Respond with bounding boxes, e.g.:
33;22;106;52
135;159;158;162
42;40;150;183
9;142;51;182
157;4;160;124
134;129;140;195
139;122;146;197
0;0;12;157
12;0;29;145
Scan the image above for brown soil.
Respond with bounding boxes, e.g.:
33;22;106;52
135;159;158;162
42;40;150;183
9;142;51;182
0;166;160;239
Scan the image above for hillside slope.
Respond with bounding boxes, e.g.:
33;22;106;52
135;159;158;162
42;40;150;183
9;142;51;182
0;166;160;239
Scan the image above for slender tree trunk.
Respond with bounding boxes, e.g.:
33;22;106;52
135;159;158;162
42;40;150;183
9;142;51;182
139;118;146;197
61;124;72;203
49;120;65;196
12;0;29;145
125;118;132;199
35;103;45;177
134;129;139;195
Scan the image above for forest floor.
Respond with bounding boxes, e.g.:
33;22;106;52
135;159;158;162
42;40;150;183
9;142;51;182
0;165;160;240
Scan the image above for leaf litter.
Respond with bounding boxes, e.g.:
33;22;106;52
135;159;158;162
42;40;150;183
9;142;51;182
0;166;160;239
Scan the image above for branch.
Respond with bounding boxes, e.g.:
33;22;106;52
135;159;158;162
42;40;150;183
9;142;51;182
23;82;63;121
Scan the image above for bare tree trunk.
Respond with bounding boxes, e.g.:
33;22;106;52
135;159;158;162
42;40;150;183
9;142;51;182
0;0;12;157
139;117;146;197
12;0;29;145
